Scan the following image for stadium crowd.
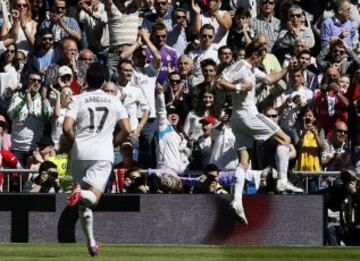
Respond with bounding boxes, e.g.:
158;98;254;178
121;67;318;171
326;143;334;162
0;0;359;196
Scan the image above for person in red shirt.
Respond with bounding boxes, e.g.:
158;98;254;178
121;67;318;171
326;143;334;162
0;150;22;192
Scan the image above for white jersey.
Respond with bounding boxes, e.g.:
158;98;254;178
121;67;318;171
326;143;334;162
220;59;266;118
66;89;128;162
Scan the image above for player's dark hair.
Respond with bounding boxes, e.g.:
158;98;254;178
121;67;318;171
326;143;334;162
39;161;57;173
86;63;107;90
204;163;219;174
245;42;266;58
200;58;217;71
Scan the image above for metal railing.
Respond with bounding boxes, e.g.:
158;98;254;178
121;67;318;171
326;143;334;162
0;168;346;194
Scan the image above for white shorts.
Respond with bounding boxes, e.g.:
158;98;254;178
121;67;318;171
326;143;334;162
231;113;280;150
70;160;112;192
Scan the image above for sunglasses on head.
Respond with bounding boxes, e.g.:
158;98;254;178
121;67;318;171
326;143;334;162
266;114;278;118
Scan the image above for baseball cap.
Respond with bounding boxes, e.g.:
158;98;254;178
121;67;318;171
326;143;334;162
199;115;217;125
166;105;179;115
58;66;73;77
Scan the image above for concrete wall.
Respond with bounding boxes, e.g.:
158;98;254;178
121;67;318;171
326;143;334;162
0;194;324;245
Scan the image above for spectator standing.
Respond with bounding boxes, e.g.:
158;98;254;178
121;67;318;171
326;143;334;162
104;0;142;78
197;116;217;169
21;29;56;82
320;0;358;49
251;0;281;52
8;71;52;166
116;60;151;159
0;115;11;151
273;5;315;63
1;0;37;55
78;0;109;61
40;0;81;43
142;0;173;31
146;22;177;85
0;43;19;97
166;8;188;55
227;8;254;53
188;24;220;81
190;0;232;46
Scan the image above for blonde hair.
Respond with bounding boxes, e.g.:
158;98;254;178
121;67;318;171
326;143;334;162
13;0;32;21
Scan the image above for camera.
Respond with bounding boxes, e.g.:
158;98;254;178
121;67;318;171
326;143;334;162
48;171;58;179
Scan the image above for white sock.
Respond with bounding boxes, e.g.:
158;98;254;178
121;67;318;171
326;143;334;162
246;170;262;190
80;190;97;206
233;166;246;205
275;145;290;184
78;205;96;247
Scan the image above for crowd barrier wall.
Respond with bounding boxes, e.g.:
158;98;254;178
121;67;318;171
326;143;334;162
0;194;324;245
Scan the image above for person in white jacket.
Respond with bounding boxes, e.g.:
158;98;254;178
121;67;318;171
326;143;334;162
155;84;190;174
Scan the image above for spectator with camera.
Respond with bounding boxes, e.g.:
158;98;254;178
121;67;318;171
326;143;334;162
321;121;352;171
23;160;62;193
275;67;313;141
8;71;52;167
313;67;350;135
294;105;325;173
326;169;360;245
123;167;148;194
196;164;228;194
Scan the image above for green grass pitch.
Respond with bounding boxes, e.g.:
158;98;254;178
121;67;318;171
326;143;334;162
0;244;360;261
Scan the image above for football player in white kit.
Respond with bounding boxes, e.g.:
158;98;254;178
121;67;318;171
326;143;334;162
217;42;299;224
63;63;131;256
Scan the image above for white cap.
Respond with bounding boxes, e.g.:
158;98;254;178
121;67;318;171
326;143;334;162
58;66;73;77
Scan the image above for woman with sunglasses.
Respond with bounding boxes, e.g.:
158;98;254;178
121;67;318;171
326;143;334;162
0;43;19;97
273;5;314;63
1;0;37;55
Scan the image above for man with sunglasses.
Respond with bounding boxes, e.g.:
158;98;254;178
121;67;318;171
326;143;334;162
39;0;81;43
8;72;52;167
321;121;352;171
167;8;188;55
251;0;280;52
21;29;56;82
317;38;360;75
142;0;173;31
